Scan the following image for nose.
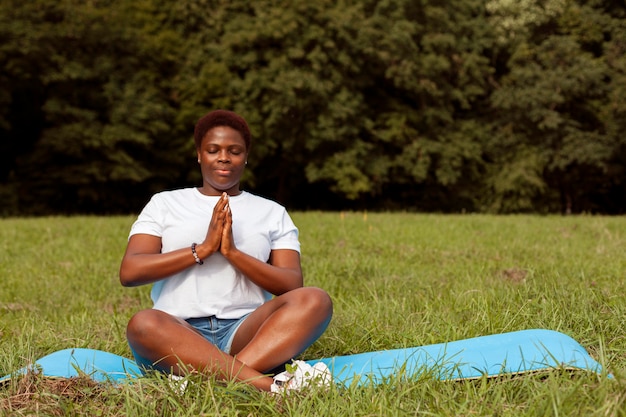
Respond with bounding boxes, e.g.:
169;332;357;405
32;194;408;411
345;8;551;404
218;150;230;163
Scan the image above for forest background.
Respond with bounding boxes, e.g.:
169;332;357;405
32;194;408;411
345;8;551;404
1;0;625;216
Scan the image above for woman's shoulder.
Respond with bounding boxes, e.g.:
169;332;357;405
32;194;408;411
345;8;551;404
140;188;199;213
239;191;287;210
151;187;197;201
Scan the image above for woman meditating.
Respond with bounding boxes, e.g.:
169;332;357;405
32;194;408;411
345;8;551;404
119;109;333;392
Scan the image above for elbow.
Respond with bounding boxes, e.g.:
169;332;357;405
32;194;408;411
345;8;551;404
120;275;143;288
283;273;304;293
119;272;133;287
119;265;139;287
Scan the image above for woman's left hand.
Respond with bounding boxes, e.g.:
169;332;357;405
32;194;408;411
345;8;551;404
220;202;237;257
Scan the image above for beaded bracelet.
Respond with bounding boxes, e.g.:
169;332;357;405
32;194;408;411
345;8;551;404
191;243;203;265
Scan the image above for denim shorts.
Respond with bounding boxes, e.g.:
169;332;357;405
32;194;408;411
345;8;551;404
185;314;250;354
130;314;250;373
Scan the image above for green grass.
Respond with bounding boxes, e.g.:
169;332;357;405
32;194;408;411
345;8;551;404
1;213;625;415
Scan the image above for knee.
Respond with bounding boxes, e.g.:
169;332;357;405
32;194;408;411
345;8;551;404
295;287;333;318
126;309;165;341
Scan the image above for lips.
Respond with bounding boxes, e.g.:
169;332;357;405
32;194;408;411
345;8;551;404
214;168;231;176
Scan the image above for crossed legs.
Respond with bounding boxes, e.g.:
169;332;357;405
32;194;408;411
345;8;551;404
126;287;333;391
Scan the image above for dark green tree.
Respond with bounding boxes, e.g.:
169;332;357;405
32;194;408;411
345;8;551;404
0;0;186;214
1;0;623;214
176;0;494;210
485;0;623;213
595;0;626;213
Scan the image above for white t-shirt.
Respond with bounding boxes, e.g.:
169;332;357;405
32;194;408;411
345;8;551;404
129;188;300;319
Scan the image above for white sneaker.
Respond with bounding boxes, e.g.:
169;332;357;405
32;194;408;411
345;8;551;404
167;373;189;394
270;360;332;393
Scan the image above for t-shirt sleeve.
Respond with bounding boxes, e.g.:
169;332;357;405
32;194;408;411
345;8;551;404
270;209;301;253
128;194;164;239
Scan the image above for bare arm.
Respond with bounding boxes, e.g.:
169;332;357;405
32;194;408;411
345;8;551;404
219;203;303;295
119;193;230;287
224;248;303;295
119;193;303;293
119;234;201;287
120;234;303;292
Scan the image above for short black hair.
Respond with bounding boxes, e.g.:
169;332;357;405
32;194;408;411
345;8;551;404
194;110;251;150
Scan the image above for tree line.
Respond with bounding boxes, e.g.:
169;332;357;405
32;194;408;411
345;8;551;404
1;0;624;215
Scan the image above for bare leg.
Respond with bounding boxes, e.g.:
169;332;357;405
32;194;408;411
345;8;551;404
231;287;333;372
126;310;274;391
126;287;332;391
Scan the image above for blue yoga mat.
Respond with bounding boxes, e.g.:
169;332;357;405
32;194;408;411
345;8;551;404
1;348;142;383
307;329;605;385
0;329;606;385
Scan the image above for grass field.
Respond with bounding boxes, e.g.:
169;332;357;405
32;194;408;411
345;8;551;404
1;213;625;416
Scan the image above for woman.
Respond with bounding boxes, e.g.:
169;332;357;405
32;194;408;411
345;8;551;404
119;109;333;392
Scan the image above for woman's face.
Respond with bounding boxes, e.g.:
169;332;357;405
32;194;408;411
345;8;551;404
197;126;248;196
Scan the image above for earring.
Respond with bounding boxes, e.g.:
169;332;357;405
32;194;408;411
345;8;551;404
245;161;248;165
198;159;201;163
